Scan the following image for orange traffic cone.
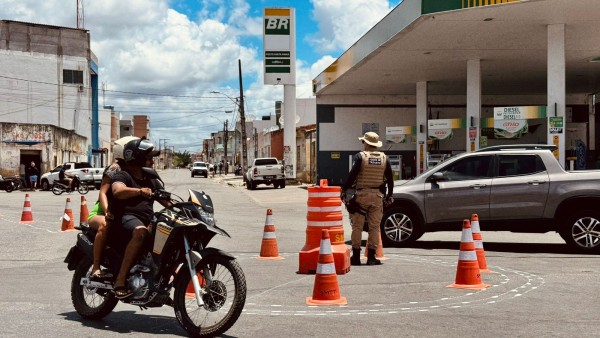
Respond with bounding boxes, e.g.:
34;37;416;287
447;219;490;290
79;196;89;225
364;231;388;261
257;209;284;260
61;198;75;232
19;193;34;223
306;229;347;305
185;273;206;298
471;214;493;273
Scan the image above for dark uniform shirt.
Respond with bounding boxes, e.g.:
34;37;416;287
110;170;159;225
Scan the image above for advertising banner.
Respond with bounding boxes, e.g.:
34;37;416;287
263;8;296;85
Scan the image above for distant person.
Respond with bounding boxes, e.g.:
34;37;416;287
342;132;394;266
27;161;39;191
218;161;223;175
58;165;74;191
19;163;26;189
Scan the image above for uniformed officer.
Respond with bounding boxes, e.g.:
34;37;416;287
342;132;394;266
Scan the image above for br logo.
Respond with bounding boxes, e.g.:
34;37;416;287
265;18;290;34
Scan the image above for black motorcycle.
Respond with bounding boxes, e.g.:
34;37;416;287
0;175;19;192
52;175;89;195
64;168;246;337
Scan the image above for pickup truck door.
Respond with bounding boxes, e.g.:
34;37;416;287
424;155;492;223
490;154;549;219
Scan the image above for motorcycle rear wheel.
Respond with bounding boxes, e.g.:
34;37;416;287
71;259;118;320
174;255;246;338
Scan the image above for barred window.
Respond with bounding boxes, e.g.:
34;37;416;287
63;69;84;84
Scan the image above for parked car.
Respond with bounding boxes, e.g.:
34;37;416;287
380;145;600;253
245;157;285;190
191;161;209;178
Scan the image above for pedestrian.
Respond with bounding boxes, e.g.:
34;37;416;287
225;161;229;175
27;161;39;191
218;161;223;175
342;132;394;266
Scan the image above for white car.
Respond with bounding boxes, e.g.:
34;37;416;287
191;162;209;178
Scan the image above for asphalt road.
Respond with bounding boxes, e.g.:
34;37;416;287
0;169;598;337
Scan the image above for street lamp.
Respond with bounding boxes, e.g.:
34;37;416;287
210;90;248;171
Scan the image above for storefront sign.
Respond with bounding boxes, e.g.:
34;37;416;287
494;106;546;120
263;8;296;85
386;126;415;144
428;118;465;130
548;116;564;134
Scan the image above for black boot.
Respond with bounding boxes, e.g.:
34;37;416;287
366;248;382;266
351;248;361;266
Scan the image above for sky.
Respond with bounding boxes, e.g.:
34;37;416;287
0;0;401;152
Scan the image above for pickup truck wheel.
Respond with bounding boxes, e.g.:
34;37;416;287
380;206;423;247
279;180;286;189
562;210;600;253
40;179;50;191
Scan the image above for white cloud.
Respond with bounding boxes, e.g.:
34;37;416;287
308;0;393;53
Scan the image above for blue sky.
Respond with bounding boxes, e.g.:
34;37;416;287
0;0;401;151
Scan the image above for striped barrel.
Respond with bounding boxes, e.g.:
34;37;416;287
299;179;350;275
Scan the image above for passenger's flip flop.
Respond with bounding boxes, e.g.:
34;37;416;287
90;271;114;281
113;286;133;299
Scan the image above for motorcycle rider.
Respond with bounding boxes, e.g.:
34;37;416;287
110;137;169;299
88;136;138;280
58;165;74;191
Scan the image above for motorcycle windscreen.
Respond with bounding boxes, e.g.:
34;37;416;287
188;189;214;213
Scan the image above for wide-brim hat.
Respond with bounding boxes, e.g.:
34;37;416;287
359;132;382;147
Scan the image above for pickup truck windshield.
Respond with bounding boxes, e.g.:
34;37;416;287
254;159;278;166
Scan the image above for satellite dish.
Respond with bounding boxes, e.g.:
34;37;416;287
279;115;300;126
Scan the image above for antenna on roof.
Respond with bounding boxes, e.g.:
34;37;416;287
77;0;85;29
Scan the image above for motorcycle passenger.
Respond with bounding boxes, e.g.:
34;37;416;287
110;137;169;299
58;165;74;191
88;136;138;281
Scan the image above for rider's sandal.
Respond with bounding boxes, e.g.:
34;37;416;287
113;286;133;299
90;270;114;281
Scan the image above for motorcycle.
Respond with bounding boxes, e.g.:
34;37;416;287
52;175;89;195
0;175;19;192
64;168;246;337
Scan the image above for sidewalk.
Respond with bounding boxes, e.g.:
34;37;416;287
210;172;308;188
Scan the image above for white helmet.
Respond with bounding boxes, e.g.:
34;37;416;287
113;136;140;161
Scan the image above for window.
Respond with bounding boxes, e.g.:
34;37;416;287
438;155;492;181
497;155;545;177
63;69;84;84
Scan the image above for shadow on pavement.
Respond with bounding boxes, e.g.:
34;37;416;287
60;310;187;336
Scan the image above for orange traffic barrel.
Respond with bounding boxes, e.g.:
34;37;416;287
299;179;350;274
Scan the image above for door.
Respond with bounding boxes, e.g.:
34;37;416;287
490;154;549;219
424;154;493;223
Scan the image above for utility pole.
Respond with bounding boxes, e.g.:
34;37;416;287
224;120;228;172
254;127;258;159
238;59;248;171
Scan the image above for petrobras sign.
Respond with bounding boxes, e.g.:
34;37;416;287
263;8;296;85
493;106;546;120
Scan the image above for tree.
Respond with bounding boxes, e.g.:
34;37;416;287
173;150;193;168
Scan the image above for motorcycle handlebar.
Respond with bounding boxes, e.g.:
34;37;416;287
152;189;172;201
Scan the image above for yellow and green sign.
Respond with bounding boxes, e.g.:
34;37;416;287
493;106;546;120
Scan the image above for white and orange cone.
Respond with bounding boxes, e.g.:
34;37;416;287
61;198;75;232
19;194;34;223
471;214;493;273
79;196;90;225
257;209;284;260
447;219;489;290
306;229;347;305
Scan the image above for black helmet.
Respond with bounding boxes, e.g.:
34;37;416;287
122;137;160;166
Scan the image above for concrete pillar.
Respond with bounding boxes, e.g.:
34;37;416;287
466;59;481;152
547;23;566;167
416;81;428;175
283;84;297;179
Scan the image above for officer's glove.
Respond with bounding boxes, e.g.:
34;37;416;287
340;190;347;203
384;196;394;207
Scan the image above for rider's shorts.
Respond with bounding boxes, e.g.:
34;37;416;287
87;202;104;222
121;214;146;232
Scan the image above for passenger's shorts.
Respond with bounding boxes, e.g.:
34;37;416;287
87;202;105;222
30;175;38;182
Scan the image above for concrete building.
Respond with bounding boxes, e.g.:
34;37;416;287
0;20;107;175
313;0;600;185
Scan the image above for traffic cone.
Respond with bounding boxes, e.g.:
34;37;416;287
364;231;388;261
306;229;347;305
79;196;90;225
61;198;75;232
257;209;284;260
471;214;493;273
19;193;34;223
447;219;490;290
185;273;206;298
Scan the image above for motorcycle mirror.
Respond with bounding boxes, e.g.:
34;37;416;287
142;167;165;187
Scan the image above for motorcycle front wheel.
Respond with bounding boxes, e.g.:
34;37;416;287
71;258;118;320
174;255;247;338
77;183;89;195
52;184;64;195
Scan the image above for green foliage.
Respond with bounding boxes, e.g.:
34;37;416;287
173;150;193;168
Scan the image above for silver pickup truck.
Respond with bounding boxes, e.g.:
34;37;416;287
245;157;286;190
381;145;600;253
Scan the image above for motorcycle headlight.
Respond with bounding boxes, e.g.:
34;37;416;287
198;208;215;226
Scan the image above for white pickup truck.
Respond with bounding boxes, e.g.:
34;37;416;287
40;162;104;190
245;157;286;190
